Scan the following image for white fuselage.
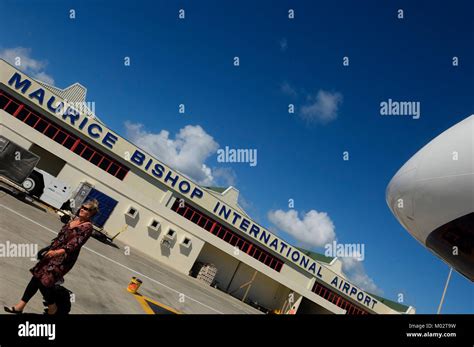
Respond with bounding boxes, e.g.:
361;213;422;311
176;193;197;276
386;115;474;281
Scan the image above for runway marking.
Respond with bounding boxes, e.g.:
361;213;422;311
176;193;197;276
135;294;155;314
130;291;179;315
0;202;224;314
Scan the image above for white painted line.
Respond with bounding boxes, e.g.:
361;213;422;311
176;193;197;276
0;203;224;314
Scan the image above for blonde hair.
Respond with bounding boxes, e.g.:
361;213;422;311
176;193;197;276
83;199;100;216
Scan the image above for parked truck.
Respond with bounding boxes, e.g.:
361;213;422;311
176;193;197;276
0;135;40;198
22;168;73;210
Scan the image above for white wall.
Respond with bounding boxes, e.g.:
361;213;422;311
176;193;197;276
226;261;291;311
195;242;240;291
0;117;33;149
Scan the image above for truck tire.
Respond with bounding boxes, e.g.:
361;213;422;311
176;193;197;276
22;177;35;191
23;170;44;198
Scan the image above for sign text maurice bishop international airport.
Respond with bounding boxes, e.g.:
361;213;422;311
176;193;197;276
6;71;379;311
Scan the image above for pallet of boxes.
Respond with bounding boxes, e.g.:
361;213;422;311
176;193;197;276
193;262;218;286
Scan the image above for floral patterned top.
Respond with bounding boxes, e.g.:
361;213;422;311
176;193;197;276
30;219;93;288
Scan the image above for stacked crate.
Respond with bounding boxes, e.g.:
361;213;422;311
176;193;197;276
196;263;218;286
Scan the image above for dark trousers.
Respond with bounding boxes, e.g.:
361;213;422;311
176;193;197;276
21;277;56;305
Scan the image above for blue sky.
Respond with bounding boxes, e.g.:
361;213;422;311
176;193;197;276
0;0;472;313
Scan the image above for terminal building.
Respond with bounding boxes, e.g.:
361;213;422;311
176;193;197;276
0;60;415;314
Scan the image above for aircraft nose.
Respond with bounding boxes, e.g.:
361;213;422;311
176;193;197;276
386;160;418;235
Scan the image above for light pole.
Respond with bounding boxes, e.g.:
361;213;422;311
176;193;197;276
437;267;453;314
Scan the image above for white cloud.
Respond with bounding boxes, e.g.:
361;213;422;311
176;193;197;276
124;122;220;185
340;256;381;295
238;194;254;212
267;209;336;247
300;89;343;124
279;38;288;51
212;167;237;187
0;47;55;85
268;208;382;294
280;81;298;98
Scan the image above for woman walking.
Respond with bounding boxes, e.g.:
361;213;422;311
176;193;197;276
4;199;99;314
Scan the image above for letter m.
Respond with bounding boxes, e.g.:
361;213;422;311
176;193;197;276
8;73;31;93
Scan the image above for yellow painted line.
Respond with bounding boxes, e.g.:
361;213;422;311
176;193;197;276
128;290;181;314
132;293;155;315
142;295;181;314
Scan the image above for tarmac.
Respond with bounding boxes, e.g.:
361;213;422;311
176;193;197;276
0;189;261;314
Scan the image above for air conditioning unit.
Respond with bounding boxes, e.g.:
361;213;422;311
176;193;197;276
125;206;138;219
180;236;192;249
163;228;177;242
160;239;171;249
148;219;161;231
